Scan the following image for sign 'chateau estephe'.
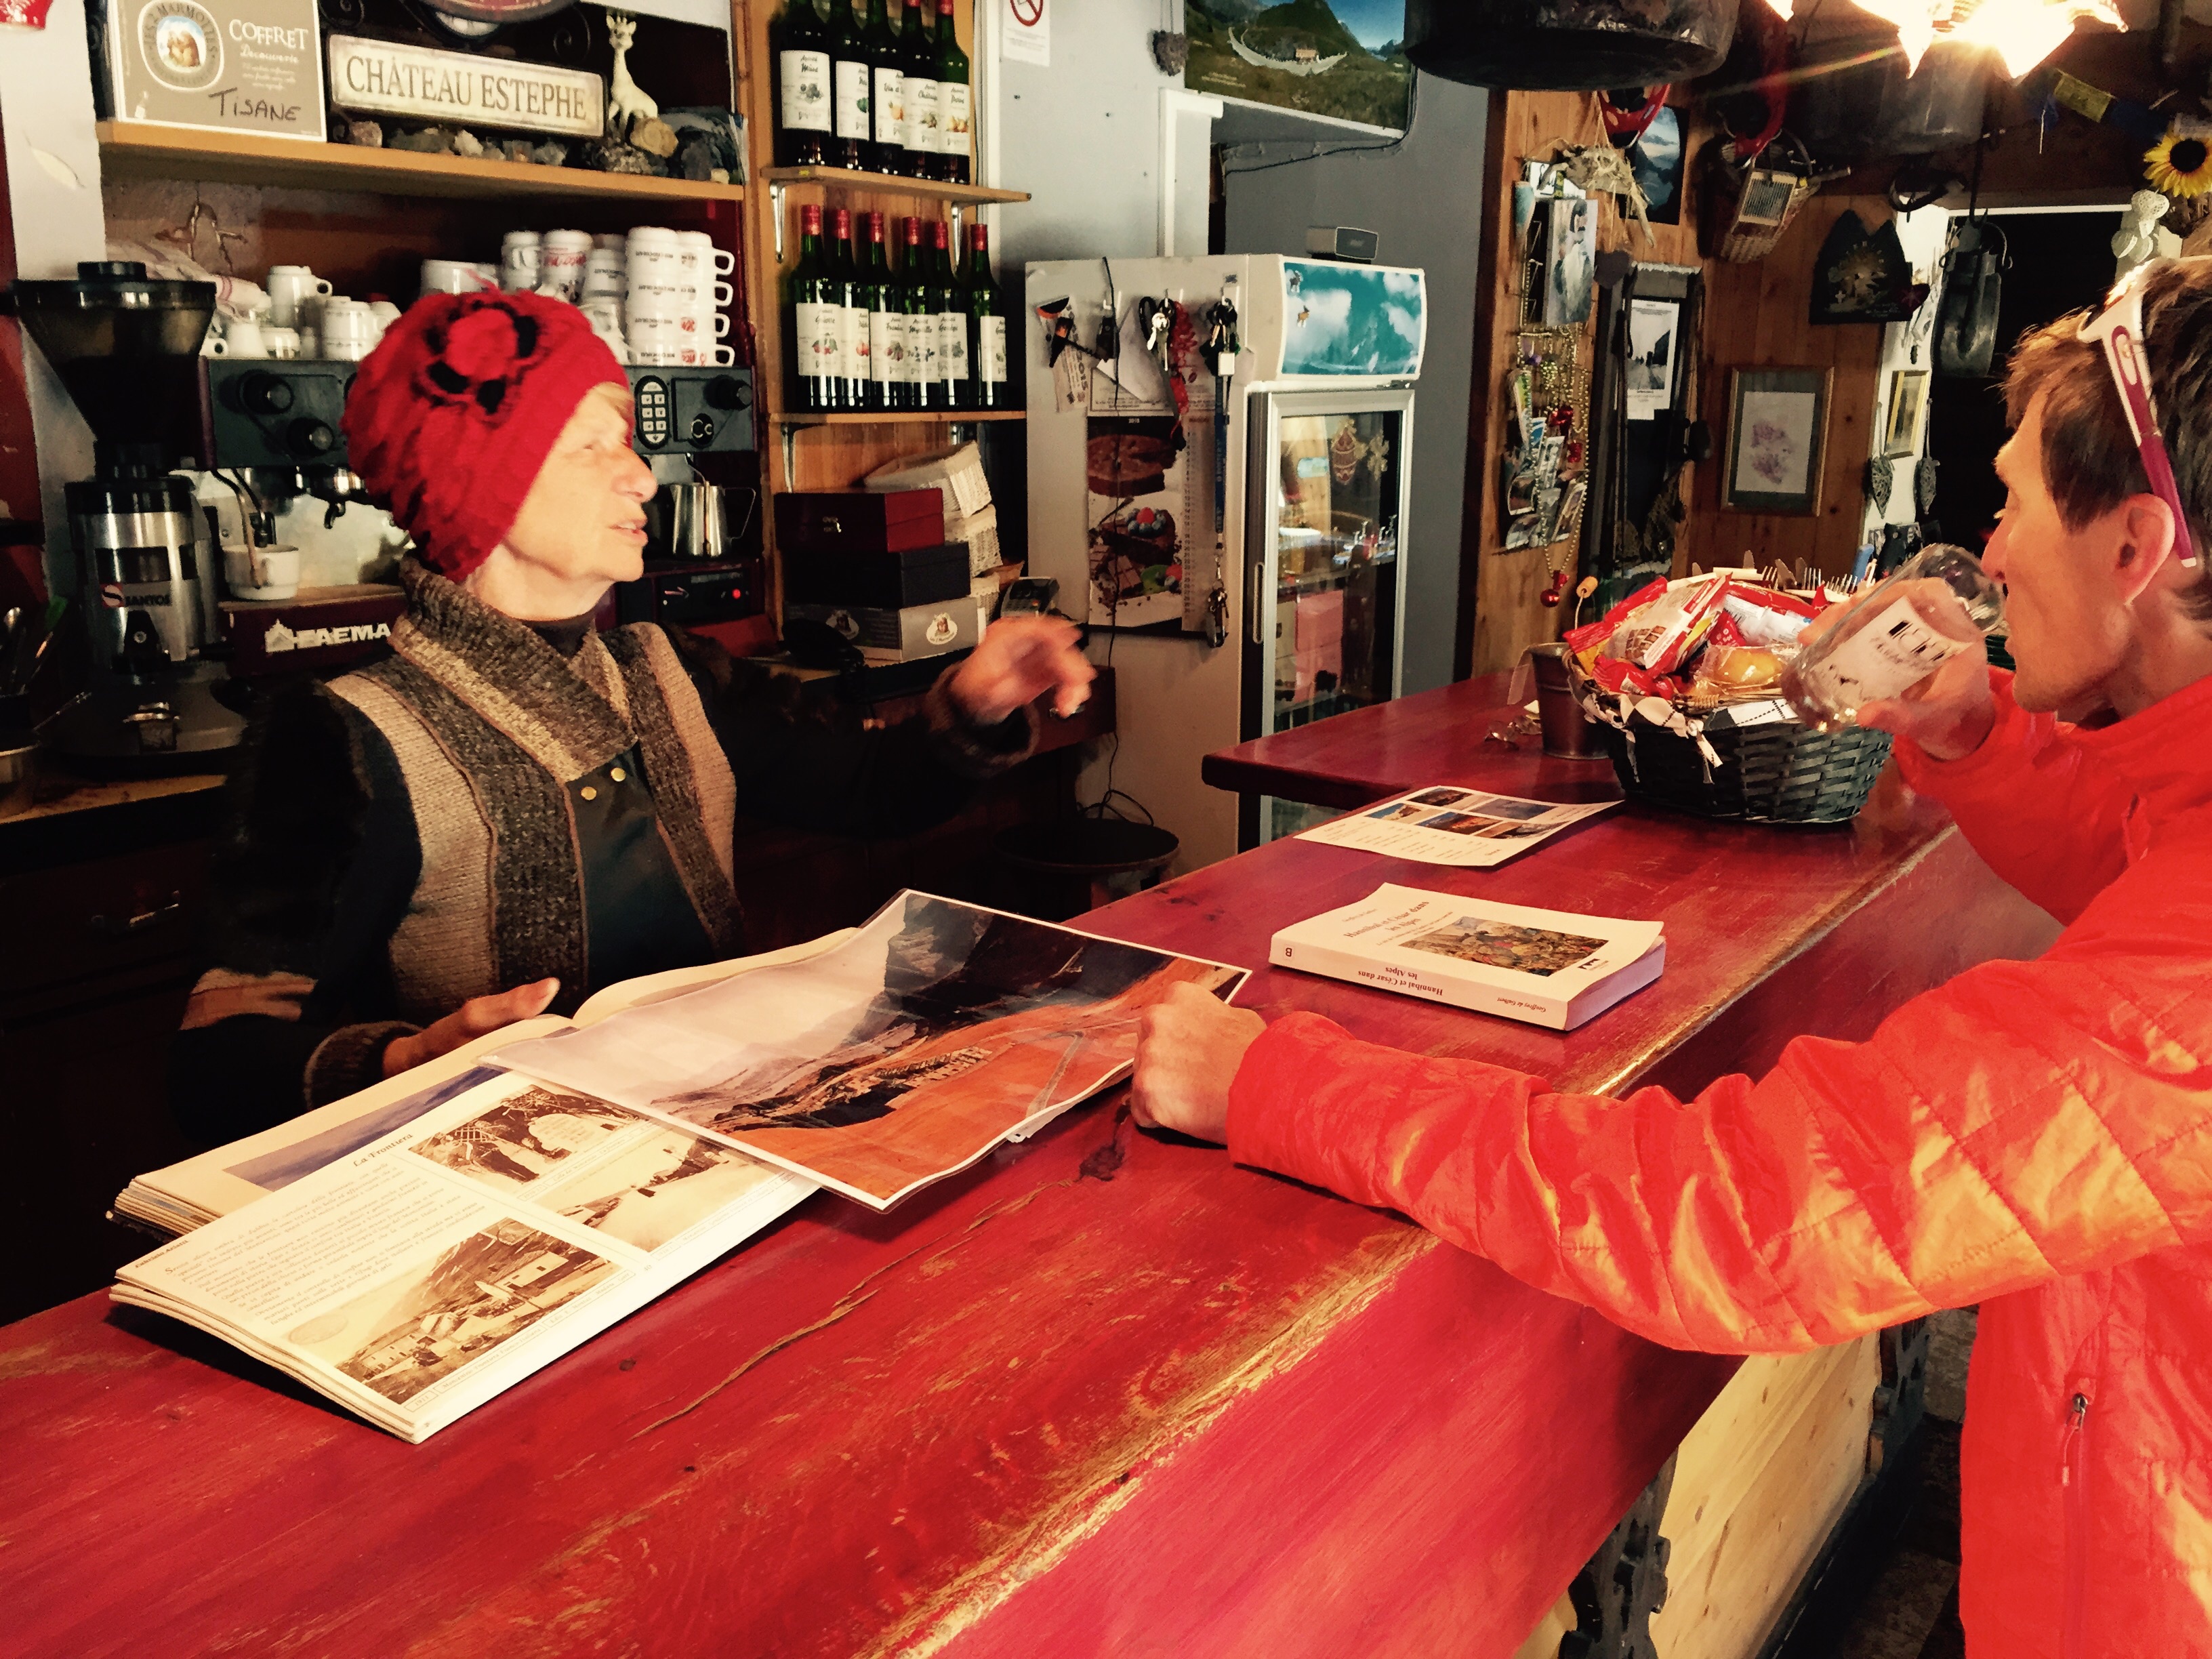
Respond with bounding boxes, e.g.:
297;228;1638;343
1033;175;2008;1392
327;35;605;139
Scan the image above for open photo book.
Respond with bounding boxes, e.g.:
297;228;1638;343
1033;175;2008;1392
1270;884;1664;1031
1296;785;1616;867
112;893;1247;1442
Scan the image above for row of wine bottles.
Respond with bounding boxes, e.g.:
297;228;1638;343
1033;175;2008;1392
773;0;970;184
787;205;1008;413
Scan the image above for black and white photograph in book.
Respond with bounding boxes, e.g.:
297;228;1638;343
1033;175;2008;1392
409;1088;632;1193
288;1220;620;1406
533;1125;787;1254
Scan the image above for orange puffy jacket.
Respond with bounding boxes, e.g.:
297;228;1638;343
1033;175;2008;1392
1227;670;2212;1658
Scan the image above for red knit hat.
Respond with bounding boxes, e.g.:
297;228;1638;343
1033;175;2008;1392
344;291;626;580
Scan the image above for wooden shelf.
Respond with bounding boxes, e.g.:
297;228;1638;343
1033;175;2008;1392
758;166;1028;205
770;411;1026;426
96;122;745;206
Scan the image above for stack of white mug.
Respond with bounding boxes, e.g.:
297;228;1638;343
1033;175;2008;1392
625;226;735;367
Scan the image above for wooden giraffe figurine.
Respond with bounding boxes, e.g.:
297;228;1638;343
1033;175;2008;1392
605;12;659;144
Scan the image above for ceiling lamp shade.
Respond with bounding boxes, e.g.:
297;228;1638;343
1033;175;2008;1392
1403;0;1740;90
1760;0;2121;77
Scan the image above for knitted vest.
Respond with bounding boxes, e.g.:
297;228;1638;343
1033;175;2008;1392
325;561;739;1021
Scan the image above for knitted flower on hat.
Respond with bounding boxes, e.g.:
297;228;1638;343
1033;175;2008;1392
344;291;625;580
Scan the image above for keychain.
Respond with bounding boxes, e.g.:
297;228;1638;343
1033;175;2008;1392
1200;285;1241;649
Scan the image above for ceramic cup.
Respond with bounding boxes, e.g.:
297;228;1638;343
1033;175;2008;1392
582;249;628;305
419;258;493;298
266;265;333;329
367;299;402;337
321;300;379;361
541;230;592;302
581;298;630;363
500;231;542;293
675;230;736;277
222;542;301;601
626;303;682;365
220;315;270;359
264;326;301;360
688;309;731;339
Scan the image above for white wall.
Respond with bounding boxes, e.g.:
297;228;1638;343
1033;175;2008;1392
1859;205;1950;555
989;0;1185;268
1218;70;1487;695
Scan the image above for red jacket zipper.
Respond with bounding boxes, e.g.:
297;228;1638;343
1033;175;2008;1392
2062;1389;2091;1659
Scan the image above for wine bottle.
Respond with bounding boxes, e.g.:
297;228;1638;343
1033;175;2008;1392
828;0;871;171
927;219;965;413
861;0;905;178
965;222;1008;410
933;0;970;186
787;202;838;412
899;0;938;177
773;0;832;169
830;207;865;412
900;216;939;409
863;211;903;412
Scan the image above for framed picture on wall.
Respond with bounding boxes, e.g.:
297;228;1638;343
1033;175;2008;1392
1884;369;1929;457
1721;367;1832;516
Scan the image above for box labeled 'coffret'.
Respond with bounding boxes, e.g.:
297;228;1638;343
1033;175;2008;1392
785;597;988;663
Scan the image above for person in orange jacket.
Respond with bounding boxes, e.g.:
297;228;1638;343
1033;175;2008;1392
1130;257;2212;1658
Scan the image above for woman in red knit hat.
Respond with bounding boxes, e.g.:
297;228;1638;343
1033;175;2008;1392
171;291;1090;1143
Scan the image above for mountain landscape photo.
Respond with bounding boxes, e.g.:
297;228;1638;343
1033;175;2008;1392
1184;0;1411;130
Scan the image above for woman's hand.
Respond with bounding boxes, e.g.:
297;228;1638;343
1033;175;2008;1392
1129;983;1267;1145
947;615;1095;723
383;978;561;1078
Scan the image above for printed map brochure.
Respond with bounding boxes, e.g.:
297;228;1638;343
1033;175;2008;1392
1269;884;1664;1031
1296;786;1616;867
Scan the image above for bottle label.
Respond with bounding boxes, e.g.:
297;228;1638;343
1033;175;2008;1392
834;60;871;140
876;311;906;383
839;302;865;382
779;49;832;133
941;81;971;159
939;311;968;381
979;314;1007;383
905;76;939;152
1801;594;1973;709
872;65;905;146
911;311;938;382
867;307;893;382
794;302;842;379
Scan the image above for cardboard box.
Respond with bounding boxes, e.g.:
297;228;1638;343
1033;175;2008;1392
950;504;1001;576
863;443;992;523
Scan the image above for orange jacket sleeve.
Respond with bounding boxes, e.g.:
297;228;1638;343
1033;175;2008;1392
1227;859;2210;1355
1894;670;2134;924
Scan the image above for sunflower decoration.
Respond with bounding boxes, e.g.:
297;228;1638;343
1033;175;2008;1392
2146;125;2212;201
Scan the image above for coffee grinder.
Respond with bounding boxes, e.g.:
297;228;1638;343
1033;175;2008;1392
3;261;243;768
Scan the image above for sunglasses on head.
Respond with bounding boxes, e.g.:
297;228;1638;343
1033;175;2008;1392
2078;256;2198;569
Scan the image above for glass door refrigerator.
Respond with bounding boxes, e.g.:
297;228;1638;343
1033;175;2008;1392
1023;254;1425;869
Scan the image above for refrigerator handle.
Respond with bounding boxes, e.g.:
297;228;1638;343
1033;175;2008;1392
1248;552;1264;646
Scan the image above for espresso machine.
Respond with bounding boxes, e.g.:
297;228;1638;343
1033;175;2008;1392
3;262;244;769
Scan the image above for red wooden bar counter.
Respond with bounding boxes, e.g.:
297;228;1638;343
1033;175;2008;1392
0;681;2057;1659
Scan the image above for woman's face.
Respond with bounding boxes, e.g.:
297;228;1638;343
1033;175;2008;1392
498;383;657;588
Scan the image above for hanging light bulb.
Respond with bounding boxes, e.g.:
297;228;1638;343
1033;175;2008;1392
1953;0;2123;77
1757;0;2119;77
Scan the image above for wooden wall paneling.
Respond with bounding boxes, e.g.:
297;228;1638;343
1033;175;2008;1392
1462;91;1711;676
1676;195;1889;580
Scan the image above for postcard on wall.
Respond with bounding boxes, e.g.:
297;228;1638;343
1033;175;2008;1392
1625;299;1679;422
1084;414;1203;632
1298;785;1617;868
108;0;327;140
493;893;1250;1209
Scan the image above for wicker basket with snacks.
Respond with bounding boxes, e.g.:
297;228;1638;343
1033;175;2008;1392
1565;569;1893;825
